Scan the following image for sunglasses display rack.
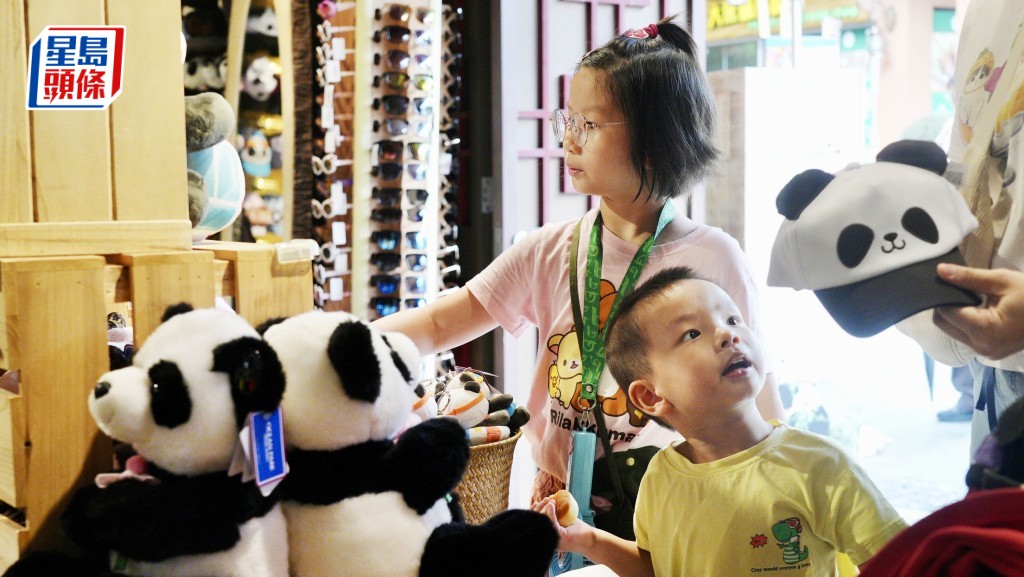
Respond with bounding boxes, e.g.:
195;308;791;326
310;0;358;311
433;3;464;375
307;0;444;325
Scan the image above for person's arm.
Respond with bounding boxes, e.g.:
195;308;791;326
933;263;1024;359
756;372;785;422
371;286;499;356
532;498;655;577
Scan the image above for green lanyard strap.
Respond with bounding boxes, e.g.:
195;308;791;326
569;202;675;412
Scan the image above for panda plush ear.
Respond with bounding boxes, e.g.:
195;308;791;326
776;169;834;220
212;337;286;426
327;321;381;403
162;302;195;322
876;139;947;176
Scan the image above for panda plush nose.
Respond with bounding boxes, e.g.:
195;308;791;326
94;381;111;399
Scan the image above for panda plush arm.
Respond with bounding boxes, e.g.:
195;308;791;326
61;470;274;562
383;417;470;514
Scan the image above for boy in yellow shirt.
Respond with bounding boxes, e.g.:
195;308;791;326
534;266;906;576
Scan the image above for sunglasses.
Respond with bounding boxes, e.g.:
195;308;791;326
372;118;433;138
371;251;401;272
405;253;428;272
371;230;402;251
376;140;404;162
439;264;461;288
371;207;402;223
372;95;433;116
405;274;427;293
439;246;460;267
373;72;434;92
407;142;430;162
371;274;400;295
373;186;402;206
374;50;430;71
371;297;427;317
373;25;410;44
406;188;429;206
406;163;428;182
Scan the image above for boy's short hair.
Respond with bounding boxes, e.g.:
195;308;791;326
579;17;719;202
605;267;705;426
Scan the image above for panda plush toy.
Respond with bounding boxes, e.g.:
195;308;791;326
4;304;291;577
259;310;558;577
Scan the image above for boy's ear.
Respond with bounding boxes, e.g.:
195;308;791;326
628;379;663;417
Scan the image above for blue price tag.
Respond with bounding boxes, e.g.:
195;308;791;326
249;408;287;488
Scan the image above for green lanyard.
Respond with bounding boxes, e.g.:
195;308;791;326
569;202;676;413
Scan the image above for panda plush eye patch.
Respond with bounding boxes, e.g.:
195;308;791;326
149;360;191;428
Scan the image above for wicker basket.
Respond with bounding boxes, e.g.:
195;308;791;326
455;429;523;524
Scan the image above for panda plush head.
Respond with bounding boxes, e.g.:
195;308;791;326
89;303;285;476
768;140;982;337
259;310;421;452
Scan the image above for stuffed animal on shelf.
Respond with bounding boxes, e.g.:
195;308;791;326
433;370;531;433
258;310;558;577
3;304;291;577
185;92;245;242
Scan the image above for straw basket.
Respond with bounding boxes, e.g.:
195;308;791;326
455;429;523;525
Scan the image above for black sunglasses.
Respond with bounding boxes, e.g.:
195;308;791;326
371;273;400;294
373;25;410;44
371;207;402;223
373;187;402;207
372;162;403;182
371;251;401;272
376;139;404;162
372;95;433;117
371;230;401;250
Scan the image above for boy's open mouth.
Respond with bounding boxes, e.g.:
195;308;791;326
722;356;752;375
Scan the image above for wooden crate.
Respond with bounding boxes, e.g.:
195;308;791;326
0;243;312;570
0;0;192;258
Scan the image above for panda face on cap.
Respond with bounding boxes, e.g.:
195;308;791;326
769;162;978;291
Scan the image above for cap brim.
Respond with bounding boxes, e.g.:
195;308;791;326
814;247;981;338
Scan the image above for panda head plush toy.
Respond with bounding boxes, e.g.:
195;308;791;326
24;304;291;577
768;140;982;337
260;310;558;577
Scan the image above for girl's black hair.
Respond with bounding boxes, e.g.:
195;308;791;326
578;15;719;202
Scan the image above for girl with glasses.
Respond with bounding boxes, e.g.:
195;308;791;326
371;14;784;546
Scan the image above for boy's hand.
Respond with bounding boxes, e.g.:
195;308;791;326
531;497;589;552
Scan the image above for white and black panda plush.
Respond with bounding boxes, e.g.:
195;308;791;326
768;139;982;338
259;310;558;577
11;304;291;577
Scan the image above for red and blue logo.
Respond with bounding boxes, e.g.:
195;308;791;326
26;26;125;110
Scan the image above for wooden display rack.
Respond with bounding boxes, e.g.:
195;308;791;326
0;0;314;570
0;244;313;571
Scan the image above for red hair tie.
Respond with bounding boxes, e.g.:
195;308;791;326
622;23;658;39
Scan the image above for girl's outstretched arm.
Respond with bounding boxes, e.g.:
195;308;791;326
371;286;499;356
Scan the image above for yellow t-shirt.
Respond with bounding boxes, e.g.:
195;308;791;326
634;423;907;576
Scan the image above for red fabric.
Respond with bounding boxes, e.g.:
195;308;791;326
859;489;1024;577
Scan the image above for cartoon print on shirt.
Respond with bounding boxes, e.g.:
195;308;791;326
992;79;1024;187
957;48;998;144
772;517;810;565
546;279;648;426
547;329;583;410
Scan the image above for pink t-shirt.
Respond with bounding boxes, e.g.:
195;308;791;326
466;209;768;482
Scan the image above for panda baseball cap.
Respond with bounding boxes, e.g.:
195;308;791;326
768;140;982;338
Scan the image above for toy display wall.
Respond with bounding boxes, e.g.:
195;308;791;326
0;0;314;569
